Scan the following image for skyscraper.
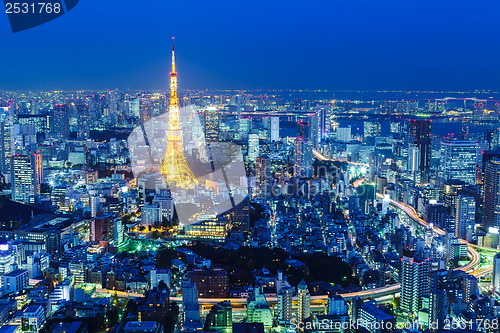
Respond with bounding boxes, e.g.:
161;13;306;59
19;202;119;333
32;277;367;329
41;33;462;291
277;286;292;324
76;101;90;139
483;158;500;230
440;140;478;185
248;134;259;162
454;195;475;240
307;114;319;147
0;118;11;175
182;278;200;324
204;301;232;332
336;126;351;142
327;295;348;315
400;250;430;316
294;138;313;178
204;107;220;142
255;156;271;199
17;114;49;142
152;189;175;223
426;289;448;331
139;95;153;123
90;212;113;242
409;120;432;172
270;116;279;142
364;121;381;143
11;152;42;204
161;38;199;188
317;105;330;143
247;286;273;329
407;145;420;180
231;196;250;232
484;129;500;150
297;280;310;322
52;104;70;139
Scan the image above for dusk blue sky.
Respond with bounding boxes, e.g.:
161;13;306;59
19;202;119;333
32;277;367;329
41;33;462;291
1;0;500;91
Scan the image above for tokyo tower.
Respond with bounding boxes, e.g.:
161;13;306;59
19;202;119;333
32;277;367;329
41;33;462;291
160;38;199;187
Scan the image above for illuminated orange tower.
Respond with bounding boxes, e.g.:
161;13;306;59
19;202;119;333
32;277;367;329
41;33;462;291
160;38;198;187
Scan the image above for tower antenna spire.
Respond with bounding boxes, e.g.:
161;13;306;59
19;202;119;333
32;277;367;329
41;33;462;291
171;37;176;73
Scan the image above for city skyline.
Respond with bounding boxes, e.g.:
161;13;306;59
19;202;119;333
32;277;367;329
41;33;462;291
2;2;500;332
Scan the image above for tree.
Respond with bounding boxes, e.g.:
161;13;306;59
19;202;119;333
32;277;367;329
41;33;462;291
162;216;173;229
158;280;168;290
113;291;119;307
87;313;105;332
107;308;119;328
152;230;161;239
121;214;131;225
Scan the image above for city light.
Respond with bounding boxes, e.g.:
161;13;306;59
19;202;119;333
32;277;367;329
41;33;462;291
2;5;500;332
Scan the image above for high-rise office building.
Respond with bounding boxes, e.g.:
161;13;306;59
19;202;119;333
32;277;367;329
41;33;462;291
364;121;381;142
409;120;431;172
113;217;124;246
336;126;351;142
182;278;200;324
400;250;430;316
11;153;42;204
277;286;292;324
188;267;228;297
407;145;420;177
152;189;175;223
483;158;500;230
327;295;348;315
90;212;113;242
2;269;29;295
248;134;259;162
51;104;70;139
454;195;475;240
139;95;153;123
425;289;448;331
239;118;251;139
270;117;279;142
440;140;478;185
307;114;319;147
231;196;250;232
11;124;36;153
204;107;220;142
76;101;90;139
297;280;310;322
205;301;232;332
317;105;331;143
17;114;49;142
294;138;313;178
463;275;479;303
0;118;11;175
484;129;500;150
247;286;273;329
255;156;271;199
368;151;382;182
141;203;161;226
296;120;310;138
390;121;407;139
